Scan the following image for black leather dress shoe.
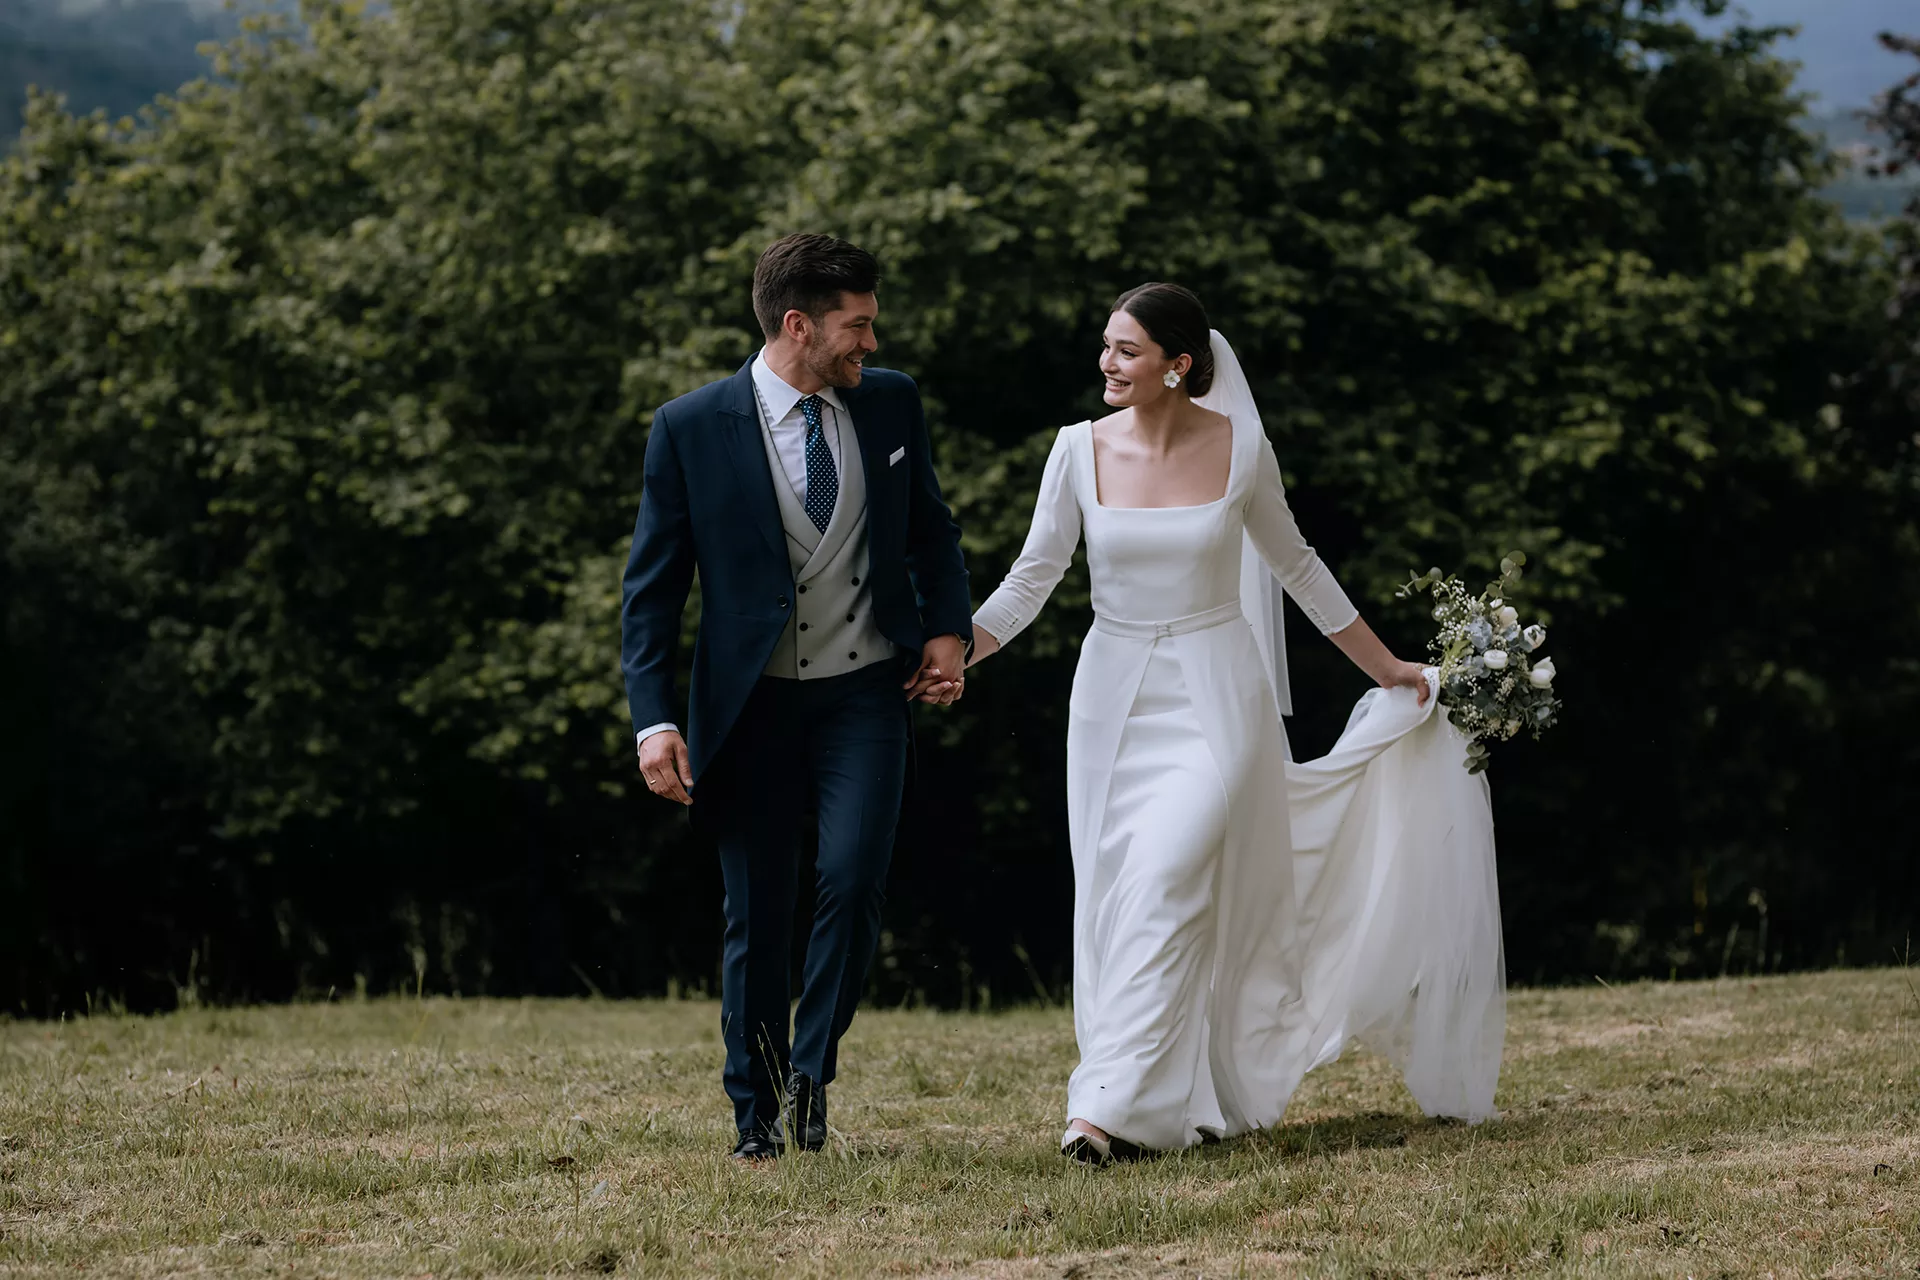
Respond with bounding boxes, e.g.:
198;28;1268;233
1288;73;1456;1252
783;1072;828;1152
729;1130;782;1161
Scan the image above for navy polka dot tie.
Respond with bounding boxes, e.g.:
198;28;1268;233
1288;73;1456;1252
799;395;837;534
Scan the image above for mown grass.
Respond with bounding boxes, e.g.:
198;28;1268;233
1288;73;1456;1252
0;970;1915;1277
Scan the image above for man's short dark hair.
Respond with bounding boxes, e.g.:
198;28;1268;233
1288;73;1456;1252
752;234;881;340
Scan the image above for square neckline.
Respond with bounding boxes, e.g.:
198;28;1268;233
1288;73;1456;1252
1082;414;1238;512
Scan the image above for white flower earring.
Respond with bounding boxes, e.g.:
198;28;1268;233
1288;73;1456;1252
1163;370;1182;389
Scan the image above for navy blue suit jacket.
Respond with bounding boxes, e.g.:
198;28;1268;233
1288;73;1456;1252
620;360;972;782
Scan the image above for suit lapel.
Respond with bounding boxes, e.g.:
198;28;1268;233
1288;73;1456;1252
718;360;787;566
840;380;888;544
760;417;822;559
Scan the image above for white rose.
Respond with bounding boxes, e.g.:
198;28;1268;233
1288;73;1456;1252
1523;624;1547;650
1529;658;1556;687
1483;649;1509;670
1496;606;1518;628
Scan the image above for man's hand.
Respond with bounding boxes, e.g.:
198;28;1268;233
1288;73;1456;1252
903;633;967;706
637;730;694;805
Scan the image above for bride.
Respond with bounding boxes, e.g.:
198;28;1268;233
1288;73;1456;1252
968;284;1505;1163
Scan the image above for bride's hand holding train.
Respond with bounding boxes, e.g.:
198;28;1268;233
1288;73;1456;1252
1324;618;1432;707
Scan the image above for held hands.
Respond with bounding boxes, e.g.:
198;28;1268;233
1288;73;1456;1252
643;638;969;806
903;633;968;706
637;730;694;805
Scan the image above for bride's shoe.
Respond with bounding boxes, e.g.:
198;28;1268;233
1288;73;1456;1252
1061;1124;1148;1166
1061;1127;1113;1166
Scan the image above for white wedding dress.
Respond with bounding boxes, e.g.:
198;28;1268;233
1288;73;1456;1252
973;334;1504;1151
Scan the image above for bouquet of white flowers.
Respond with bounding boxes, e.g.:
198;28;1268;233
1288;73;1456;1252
1397;551;1561;774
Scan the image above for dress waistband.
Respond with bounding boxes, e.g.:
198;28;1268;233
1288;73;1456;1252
1091;600;1246;640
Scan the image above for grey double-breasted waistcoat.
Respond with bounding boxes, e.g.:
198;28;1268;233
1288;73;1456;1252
755;403;901;680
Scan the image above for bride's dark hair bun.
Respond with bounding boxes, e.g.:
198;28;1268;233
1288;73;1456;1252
1113;282;1215;397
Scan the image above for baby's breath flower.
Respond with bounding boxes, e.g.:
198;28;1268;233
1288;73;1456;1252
1414;560;1563;772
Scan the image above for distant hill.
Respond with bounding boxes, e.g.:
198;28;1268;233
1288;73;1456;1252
0;0;230;141
1807;110;1918;223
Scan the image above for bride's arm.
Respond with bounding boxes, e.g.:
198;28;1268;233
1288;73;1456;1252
1325;616;1430;702
969;429;1082;666
1244;435;1428;700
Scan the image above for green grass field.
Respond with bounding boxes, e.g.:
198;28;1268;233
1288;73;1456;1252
1;970;1915;1277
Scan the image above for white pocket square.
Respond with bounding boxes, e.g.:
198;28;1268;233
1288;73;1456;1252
888;447;906;466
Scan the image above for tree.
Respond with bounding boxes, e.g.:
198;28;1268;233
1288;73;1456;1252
1867;33;1920;412
1;0;1911;1010
3;0;781;1004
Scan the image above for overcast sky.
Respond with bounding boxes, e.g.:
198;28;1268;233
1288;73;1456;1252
1699;0;1910;107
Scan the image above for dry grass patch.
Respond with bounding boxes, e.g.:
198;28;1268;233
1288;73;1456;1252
0;970;1915;1277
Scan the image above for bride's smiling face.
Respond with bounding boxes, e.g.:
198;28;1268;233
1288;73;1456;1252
1099;309;1190;407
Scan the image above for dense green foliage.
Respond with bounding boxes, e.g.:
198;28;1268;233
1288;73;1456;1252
2;0;1914;1012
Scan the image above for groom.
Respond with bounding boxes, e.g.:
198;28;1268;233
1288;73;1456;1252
620;234;973;1160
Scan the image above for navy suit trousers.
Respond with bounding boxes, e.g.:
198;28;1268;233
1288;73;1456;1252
696;659;909;1138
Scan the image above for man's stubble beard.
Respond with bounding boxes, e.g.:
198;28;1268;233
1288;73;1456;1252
804;335;861;390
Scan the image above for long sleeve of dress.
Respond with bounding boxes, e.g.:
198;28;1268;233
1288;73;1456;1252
972;427;1083;647
1244;435;1359;635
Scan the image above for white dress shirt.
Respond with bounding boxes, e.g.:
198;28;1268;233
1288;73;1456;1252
751;352;846;502
636;353;847;750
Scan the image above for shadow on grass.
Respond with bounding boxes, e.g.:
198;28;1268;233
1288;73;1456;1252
1255;1110;1419;1159
1162;1107;1566;1166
